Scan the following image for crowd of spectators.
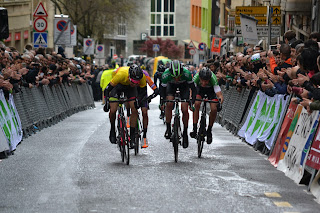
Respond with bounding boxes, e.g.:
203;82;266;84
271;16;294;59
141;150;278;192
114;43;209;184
203;31;320;114
0;42;102;100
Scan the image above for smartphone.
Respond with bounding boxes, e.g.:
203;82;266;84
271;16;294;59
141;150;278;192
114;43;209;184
269;45;277;51
40;73;44;77
22;63;26;68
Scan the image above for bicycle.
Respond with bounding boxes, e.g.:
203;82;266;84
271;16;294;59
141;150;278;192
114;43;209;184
109;95;134;165
165;90;190;162
194;96;219;158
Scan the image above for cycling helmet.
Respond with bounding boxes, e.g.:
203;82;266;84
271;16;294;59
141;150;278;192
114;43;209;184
129;64;143;80
199;67;212;80
157;64;166;74
169;60;183;77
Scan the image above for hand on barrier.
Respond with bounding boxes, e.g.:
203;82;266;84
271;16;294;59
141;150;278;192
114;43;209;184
217;102;222;112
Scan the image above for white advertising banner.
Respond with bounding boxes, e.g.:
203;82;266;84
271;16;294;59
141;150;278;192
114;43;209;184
0;90;22;151
278;108;320;183
240;14;258;44
0;127;9;152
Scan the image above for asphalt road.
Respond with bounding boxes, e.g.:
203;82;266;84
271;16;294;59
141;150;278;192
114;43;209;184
1;95;320;213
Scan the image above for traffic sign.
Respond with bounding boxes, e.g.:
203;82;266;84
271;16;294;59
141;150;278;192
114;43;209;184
236;6;281;15
235;16;281;25
198;42;206;51
95;44;105;58
235;26;281;38
83;38;95;55
54;17;71;45
33;32;47;48
189;49;196;55
33;17;47;32
153;44;160;52
57;20;68;31
187;41;196;49
33;2;48;17
113;54;118;59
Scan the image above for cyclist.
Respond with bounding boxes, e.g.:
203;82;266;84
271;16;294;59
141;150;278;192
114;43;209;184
190;67;224;144
162;60;196;148
104;64;146;148
137;69;159;148
154;64;166;119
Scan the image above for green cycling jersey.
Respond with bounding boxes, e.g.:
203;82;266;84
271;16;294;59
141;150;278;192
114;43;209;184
193;72;219;88
161;67;193;86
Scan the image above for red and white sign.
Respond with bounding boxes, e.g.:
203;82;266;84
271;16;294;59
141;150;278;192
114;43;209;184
113;54;118;59
15;32;21;41
187;40;196;49
34;17;47;32
24;30;29;39
33;2;48;17
189;49;196;55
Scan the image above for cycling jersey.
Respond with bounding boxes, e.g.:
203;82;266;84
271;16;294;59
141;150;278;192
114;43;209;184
100;69;115;90
193;72;219;88
111;66;146;88
161;67;193;86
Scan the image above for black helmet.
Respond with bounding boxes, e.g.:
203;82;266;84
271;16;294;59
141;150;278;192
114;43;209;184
169;60;183;77
199;67;212;80
129;64;143;80
157;64;166;74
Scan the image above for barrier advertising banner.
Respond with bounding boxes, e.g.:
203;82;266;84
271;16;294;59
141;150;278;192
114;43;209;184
238;92;286;146
259;95;288;150
0;90;22;151
0;127;9;152
306;123;320;170
269;101;298;167
310;170;320;203
278;107;319;183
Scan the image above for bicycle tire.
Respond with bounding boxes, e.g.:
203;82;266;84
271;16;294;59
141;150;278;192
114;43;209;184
120;120;126;162
173;116;179;162
134;129;139;155
123;119;130;165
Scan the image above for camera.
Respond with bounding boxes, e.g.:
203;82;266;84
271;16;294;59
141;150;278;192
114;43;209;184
269;45;277;51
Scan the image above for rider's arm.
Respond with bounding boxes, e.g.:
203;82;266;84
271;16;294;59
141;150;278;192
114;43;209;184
104;82;115;98
189;82;197;103
154;72;159;87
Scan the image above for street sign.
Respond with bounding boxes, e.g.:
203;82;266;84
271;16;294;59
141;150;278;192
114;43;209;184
70;24;77;46
236;6;281;15
211;37;222;54
54;17;71;45
198;42;206;51
187;41;196;49
83;38;95;55
113;54;118;59
33;17;47;32
189;48;196;55
235;26;281;38
95;44;105;58
33;32;47;48
33;2;48;17
153;44;160;52
235;16;281;25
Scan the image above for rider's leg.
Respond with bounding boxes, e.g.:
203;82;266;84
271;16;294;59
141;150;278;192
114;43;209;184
128;100;138;147
109;102;118;143
141;107;149;148
190;98;201;138
165;95;174;139
181;102;189;148
207;103;218;144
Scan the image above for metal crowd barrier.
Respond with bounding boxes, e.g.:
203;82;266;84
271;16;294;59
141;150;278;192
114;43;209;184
13;83;95;138
214;86;257;136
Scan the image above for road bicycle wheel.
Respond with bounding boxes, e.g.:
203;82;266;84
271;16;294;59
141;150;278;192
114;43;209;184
173;117;179;162
197;118;206;158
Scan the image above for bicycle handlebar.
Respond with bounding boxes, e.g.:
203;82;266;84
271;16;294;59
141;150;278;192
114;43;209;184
109;98;135;104
194;99;220;103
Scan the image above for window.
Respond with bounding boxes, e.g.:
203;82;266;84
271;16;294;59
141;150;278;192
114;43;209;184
118;17;126;36
150;0;175;37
